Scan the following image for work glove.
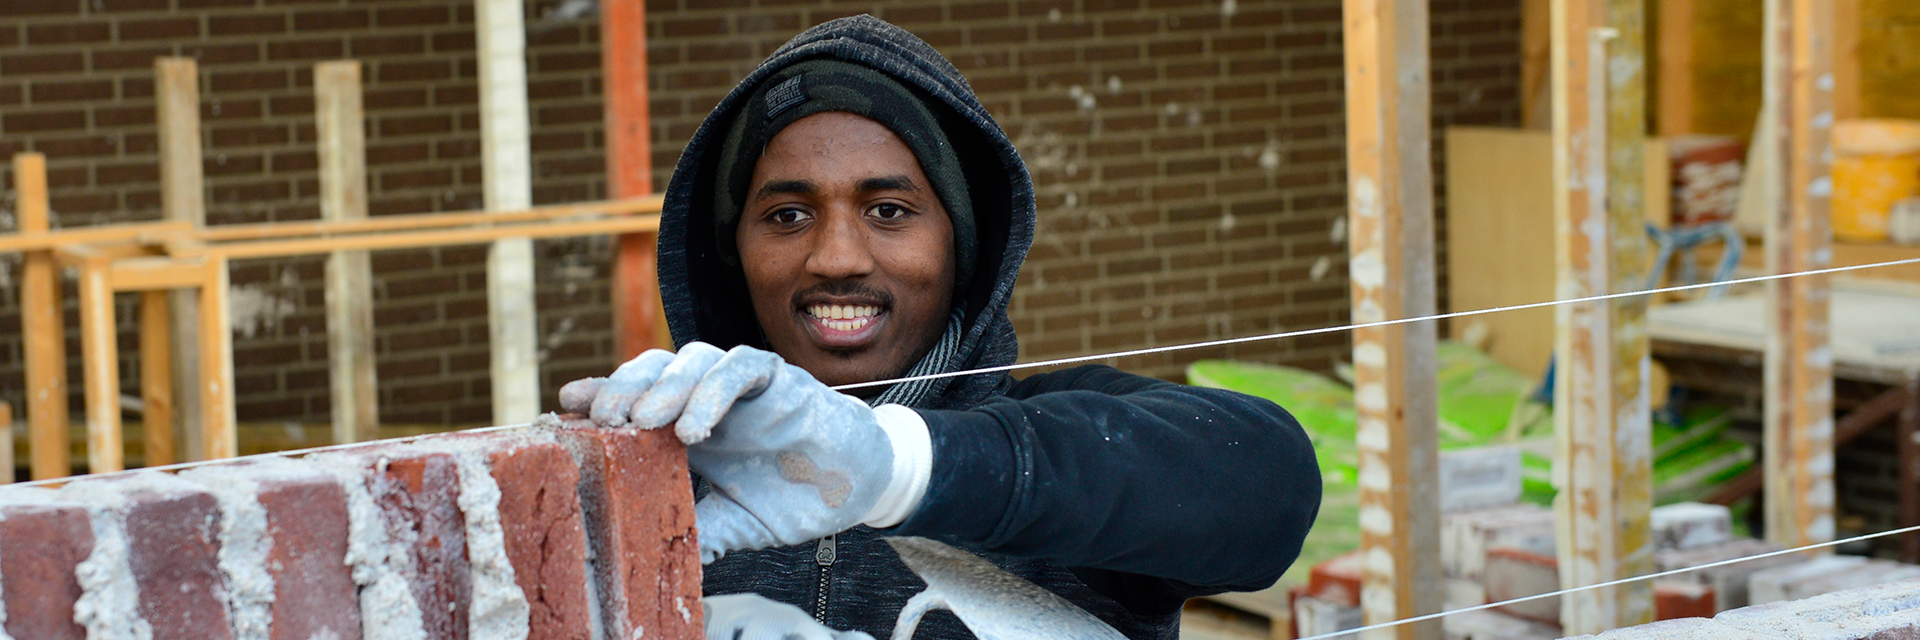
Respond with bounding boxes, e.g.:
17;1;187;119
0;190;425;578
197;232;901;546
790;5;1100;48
559;343;932;564
703;593;875;640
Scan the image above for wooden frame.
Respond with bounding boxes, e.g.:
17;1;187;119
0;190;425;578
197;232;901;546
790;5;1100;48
1344;0;1444;636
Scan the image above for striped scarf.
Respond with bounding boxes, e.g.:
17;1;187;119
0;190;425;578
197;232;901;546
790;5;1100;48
867;310;964;409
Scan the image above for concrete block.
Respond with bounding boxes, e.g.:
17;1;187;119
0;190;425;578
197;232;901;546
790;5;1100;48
1654;580;1716;621
0;489;94;640
1440;445;1524;512
1715;576;1920;640
1649;503;1732;552
1485;546;1558;625
1747;556;1869;605
1441;608;1559;640
1751;557;1920;605
368;448;473;638
1444;504;1556;581
1557;617;1789;639
1293;594;1361;640
1653;538;1796;611
552;415;701;639
1306;550;1363;607
486;439;593;640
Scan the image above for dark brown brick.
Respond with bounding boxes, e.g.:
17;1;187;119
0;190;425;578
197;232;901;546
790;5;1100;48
0;497;93;640
369;450;472;638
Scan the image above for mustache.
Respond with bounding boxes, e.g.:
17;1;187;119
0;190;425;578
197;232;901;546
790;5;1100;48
792;280;894;308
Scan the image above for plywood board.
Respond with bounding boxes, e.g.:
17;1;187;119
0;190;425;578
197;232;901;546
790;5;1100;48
1444;127;1558;377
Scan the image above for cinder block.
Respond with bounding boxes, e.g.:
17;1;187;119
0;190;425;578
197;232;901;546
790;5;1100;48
1746;556;1869;605
1443;503;1556;581
1654;580;1715;621
368;448;473;638
1440;608;1559;640
1484;546;1558;625
551;415;702;639
1653;538;1795;611
1305;550;1363;607
1292;594;1361;640
485;438;593;640
0;489;94;640
1439;445;1523;512
1649;503;1732;552
1715;575;1920;639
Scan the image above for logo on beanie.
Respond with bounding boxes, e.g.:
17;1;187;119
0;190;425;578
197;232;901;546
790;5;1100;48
764;74;808;123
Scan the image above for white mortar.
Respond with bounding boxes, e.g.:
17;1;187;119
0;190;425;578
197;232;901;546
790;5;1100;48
181;460;308;640
61;473;220;640
412;436;533;640
308;452;428;640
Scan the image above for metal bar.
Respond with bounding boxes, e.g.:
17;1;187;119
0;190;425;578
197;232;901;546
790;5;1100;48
316;60;380;445
1343;0;1443;637
1761;0;1836;551
603;0;670;359
15;153;72;481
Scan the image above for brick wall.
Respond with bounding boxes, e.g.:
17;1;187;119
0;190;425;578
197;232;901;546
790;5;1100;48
1;0;1521;429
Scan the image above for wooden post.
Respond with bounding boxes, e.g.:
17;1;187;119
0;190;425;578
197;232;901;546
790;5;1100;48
15;153;71;480
76;256;122;474
603;0;670;357
0;401;12;483
156;57;207;461
138;291;174;466
315;60;380;444
475;0;541;424
1550;0;1656;631
199;256;237;460
1761;0;1836;551
1343;1;1443;637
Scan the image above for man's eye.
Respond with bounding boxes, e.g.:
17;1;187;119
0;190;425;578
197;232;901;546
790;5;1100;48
769;207;811;224
871;204;910;220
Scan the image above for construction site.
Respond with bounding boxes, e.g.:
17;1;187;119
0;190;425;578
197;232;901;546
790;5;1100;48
2;0;1919;638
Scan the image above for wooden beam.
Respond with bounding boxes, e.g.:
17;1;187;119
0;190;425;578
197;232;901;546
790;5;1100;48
1654;0;1696;135
0;221;191;253
198;256;237;460
157;56;207;462
1343;0;1443;637
1550;0;1656;631
139;291;174;467
1762;0;1836;550
111;257;212;291
192;196;660;242
475;0;541;425
0;401;11;483
1832;0;1861;120
15;153;71;481
75;256;122;474
603;0;671;358
315;60;379;445
207;216;660;260
1522;0;1553;130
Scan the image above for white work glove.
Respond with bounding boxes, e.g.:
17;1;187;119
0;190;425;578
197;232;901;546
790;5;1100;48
558;343;932;564
703;593;875;640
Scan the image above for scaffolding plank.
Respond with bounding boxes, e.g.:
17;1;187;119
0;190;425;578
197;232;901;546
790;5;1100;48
316;60;380;445
475;0;541;425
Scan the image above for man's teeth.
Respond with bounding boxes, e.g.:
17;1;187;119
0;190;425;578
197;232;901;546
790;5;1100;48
808;304;879;331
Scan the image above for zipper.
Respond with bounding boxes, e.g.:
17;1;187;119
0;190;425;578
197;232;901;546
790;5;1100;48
813;534;837;622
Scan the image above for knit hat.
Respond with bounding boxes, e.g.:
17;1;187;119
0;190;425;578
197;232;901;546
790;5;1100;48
711;59;977;295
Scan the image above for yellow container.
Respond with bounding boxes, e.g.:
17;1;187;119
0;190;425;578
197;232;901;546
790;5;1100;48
1832;119;1920;242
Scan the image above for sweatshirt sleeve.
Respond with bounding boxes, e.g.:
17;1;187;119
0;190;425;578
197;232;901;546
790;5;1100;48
886;364;1322;613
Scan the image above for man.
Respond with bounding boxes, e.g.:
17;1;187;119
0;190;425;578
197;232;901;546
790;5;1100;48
560;15;1320;640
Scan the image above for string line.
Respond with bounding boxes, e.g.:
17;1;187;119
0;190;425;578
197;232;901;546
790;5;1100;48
1297;523;1920;640
830;257;1920;392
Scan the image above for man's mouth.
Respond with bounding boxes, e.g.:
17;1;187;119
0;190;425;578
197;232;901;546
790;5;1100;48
806;303;882;332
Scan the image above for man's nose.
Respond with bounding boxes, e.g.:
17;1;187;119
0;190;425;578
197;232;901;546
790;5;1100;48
805;208;876;279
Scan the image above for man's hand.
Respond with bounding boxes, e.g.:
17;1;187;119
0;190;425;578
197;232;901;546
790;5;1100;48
703;593;875;640
558;343;932;564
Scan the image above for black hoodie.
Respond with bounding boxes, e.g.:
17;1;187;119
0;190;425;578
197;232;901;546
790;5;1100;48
657;15;1321;639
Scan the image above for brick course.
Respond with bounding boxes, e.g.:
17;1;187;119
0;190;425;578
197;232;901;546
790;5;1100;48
0;0;1520;429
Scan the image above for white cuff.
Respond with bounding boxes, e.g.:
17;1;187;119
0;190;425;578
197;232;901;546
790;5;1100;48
862;404;933;528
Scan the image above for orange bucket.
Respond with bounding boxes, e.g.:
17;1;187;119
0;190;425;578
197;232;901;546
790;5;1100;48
1832;119;1920;242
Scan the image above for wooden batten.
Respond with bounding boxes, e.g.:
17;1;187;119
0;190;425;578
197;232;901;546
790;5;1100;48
199;257;237;461
316;60;380;445
139;291;175;467
76;258;122;474
475;0;541;425
14;153;71;480
1761;0;1837;550
156;57;208;462
1343;0;1444;637
1550;0;1656;632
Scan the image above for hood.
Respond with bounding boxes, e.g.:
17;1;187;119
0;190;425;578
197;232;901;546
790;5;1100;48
655;15;1035;410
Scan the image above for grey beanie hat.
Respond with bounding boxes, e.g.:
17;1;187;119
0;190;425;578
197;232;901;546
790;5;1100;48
711;58;978;295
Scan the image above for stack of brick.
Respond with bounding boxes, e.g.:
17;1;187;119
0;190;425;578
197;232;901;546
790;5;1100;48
1559;576;1920;639
0;414;701;640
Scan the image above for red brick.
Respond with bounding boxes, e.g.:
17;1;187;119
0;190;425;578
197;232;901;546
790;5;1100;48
1655;580;1716;621
370;450;472;639
0;496;93;640
1304;549;1363;607
254;468;362;640
121;485;235;640
553;416;701;639
486;440;593;640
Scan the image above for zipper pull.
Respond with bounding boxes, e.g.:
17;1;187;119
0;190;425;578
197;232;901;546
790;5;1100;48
814;534;837;566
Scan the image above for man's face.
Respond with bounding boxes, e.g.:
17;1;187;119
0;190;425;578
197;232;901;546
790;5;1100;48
737;111;955;392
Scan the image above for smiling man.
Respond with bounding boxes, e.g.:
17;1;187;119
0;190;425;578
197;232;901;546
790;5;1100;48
560;15;1321;640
